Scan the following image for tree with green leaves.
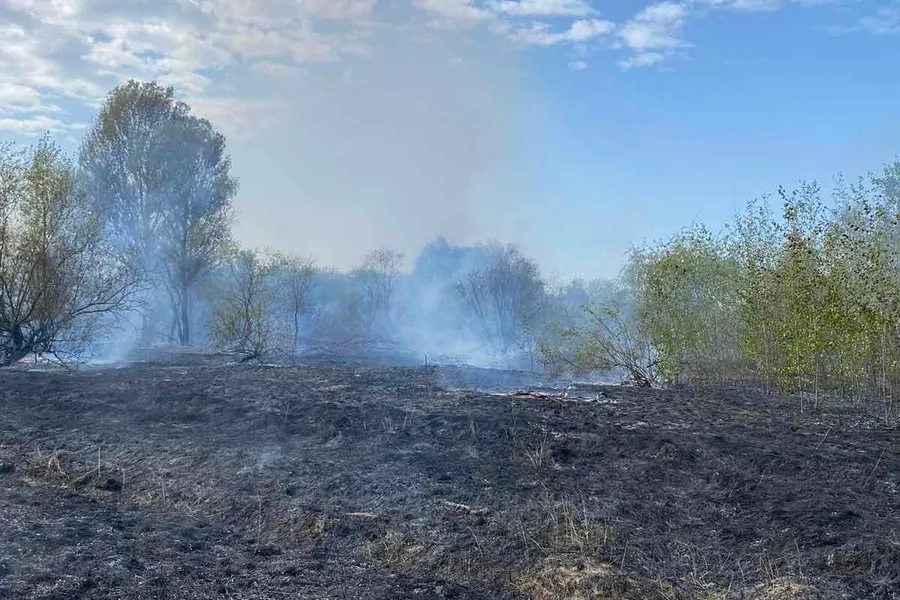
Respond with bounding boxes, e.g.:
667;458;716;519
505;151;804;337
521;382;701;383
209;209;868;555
540;278;658;386
0;138;137;366
79;80;237;346
631;224;743;382
728;196;783;392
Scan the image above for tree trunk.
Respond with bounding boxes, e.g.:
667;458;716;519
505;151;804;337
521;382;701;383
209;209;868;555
179;286;191;346
1;325;33;367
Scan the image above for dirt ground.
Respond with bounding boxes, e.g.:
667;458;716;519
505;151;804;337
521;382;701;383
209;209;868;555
0;355;897;599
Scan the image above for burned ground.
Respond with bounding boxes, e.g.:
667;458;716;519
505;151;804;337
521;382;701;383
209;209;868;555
0;359;897;599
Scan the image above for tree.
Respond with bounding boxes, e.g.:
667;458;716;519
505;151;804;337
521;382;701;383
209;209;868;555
631;225;742;382
540;280;658;386
271;253;315;350
0;138;137;366
728;196;784;392
305;268;367;345
457;243;545;357
78;80;237;346
209;249;275;360
351;249;403;338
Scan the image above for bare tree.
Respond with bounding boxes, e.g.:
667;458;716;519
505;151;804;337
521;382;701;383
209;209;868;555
0;138;137;366
209;249;275;360
79;80;237;346
457;243;545;356
271;253;315;350
540;294;659;387
352;249;403;338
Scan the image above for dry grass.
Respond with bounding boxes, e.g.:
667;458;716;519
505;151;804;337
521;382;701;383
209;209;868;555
513;558;615;600
743;577;819;600
543;499;611;557
523;432;552;469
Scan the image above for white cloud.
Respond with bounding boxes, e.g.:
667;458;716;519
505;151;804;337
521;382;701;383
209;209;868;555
0;22;107;103
0;82;60;114
490;0;595;17
618;50;667;68
413;0;494;27
0;0;864;137
0;0;378;137
689;0;780;12
568;59;587;69
184;0;378;26
613;0;792;68
615;1;687;66
506;18;614;45
3;0;81;24
0;114;85;136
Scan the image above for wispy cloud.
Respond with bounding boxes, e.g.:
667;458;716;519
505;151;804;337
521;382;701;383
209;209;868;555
690;0;780;13
490;0;595;16
0;0;376;136
0;114;86;136
413;0;494;28
858;3;900;34
618;50;668;68
616;1;688;67
612;0;834;68
504;18;614;45
0;0;871;137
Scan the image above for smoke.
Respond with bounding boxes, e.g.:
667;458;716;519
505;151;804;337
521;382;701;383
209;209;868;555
82;230;624;377
65;17;597;372
394;237;494;364
284;237;552;370
230;22;527;271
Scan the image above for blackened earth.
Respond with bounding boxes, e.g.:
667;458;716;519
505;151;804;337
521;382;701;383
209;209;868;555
0;357;897;599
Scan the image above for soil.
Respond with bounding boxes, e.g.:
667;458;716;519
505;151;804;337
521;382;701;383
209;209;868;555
0;355;897;599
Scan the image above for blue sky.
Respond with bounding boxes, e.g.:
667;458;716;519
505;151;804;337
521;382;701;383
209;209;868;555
1;0;898;281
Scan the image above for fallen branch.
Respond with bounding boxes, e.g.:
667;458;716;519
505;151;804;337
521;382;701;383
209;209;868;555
345;511;380;520
509;390;566;400
440;500;489;516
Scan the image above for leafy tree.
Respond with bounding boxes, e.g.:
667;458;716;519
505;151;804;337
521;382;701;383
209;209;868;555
831;165;900;420
632;225;742;382
0;138;137;366
79;79;237;346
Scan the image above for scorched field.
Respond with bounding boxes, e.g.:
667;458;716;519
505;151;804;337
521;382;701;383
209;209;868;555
0;356;897;599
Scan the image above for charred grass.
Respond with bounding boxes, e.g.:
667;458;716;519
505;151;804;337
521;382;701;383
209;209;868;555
0;361;897;599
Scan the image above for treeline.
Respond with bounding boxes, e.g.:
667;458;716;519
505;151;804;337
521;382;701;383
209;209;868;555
3;78;900;424
548;168;900;423
206;239;551;366
0;79;557;367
